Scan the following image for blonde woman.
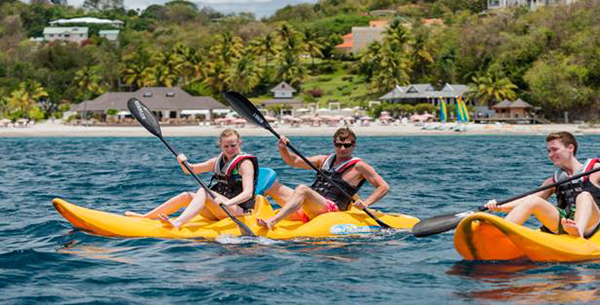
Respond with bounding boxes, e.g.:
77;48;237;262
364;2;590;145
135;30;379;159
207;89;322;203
125;128;258;228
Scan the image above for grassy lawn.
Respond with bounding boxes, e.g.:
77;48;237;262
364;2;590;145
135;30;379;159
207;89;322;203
249;60;378;108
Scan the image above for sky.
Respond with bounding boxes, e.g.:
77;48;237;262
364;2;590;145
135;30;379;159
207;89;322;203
65;0;319;18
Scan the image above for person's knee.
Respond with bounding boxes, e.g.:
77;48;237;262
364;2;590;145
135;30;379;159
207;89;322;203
576;191;593;203
296;184;310;194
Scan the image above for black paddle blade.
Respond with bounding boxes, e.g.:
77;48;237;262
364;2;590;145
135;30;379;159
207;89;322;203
127;98;162;138
223;91;270;128
412;211;474;237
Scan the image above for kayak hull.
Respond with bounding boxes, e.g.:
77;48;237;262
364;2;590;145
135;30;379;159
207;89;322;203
53;196;419;239
454;212;600;262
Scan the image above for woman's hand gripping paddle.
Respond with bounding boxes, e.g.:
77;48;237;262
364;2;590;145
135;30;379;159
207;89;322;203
223;91;392;229
412;165;600;237
127;98;256;237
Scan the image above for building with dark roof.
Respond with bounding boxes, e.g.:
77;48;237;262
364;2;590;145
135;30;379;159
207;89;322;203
71;87;226;122
379;83;469;106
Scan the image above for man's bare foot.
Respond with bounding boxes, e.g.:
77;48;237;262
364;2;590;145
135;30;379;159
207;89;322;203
158;214;177;228
256;218;275;230
561;218;583;237
124;211;145;217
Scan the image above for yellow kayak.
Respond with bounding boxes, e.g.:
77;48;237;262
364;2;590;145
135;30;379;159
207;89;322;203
53;196;419;239
454;212;600;262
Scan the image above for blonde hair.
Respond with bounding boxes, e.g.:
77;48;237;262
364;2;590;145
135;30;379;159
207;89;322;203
219;128;241;143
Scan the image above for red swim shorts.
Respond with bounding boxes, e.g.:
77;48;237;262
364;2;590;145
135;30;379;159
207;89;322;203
290;200;339;223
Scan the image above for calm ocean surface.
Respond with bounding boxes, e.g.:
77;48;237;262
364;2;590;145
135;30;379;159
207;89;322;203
2;135;600;304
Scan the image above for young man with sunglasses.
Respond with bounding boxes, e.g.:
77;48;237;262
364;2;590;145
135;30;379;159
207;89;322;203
257;127;390;229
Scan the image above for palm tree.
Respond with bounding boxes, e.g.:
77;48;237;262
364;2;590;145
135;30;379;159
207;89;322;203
359;41;383;82
384;18;413;52
411;29;434;80
6;81;48;119
150;50;184;87
122;49;152;90
277;52;305;87
74;66;105;101
210;31;243;67
204;61;229;94
250;33;278;75
373;43;411;93
173;43;204;86
301;28;324;67
226;53;262;94
469;72;518;107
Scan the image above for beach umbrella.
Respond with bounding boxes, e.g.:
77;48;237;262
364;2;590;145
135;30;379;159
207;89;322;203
410;114;424;122
343;116;355;121
0;118;10;124
360;116;373;121
310;116;323;121
264;115;277;122
234;118;246;124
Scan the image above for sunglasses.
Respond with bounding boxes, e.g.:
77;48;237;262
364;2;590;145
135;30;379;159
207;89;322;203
334;142;354;148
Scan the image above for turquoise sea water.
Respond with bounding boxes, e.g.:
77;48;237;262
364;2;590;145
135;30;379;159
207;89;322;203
2;135;600;304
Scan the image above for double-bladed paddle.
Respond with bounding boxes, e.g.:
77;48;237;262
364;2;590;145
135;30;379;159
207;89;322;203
126;98;256;237
412;165;600;237
223;91;392;229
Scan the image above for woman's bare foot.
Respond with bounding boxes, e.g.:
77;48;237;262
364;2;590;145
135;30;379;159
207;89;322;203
561;218;583;237
256;218;275;230
124;211;145;217
158;214;177;228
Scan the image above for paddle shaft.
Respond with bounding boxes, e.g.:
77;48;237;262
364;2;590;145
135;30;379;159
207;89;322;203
157;137;256;236
263;125;391;228
480;164;600;211
412;163;600;237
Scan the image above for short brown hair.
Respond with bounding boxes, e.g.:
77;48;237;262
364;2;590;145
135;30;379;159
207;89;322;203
333;127;356;143
546;131;578;155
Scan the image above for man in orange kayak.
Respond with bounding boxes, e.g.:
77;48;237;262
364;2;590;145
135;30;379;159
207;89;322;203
485;131;600;238
257;127;390;230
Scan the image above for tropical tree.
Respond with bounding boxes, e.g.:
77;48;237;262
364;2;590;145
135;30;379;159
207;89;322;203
173;43;204;86
250;33;278;75
301;28;324;67
6;81;48;119
74;66;105;101
122;49;153;90
411;27;435;81
372;42;411;93
384;18;413;51
149;50;184;87
468;72;518;107
359;41;383;83
210;31;244;66
277;52;306;87
204;61;229;93
226;53;262;94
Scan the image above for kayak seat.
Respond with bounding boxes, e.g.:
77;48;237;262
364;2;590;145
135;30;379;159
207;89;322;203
255;167;277;196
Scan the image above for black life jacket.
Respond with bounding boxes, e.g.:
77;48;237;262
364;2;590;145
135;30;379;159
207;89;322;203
210;152;259;212
554;158;600;218
310;154;365;211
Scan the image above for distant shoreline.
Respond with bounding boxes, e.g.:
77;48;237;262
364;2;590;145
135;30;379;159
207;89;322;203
1;121;598;138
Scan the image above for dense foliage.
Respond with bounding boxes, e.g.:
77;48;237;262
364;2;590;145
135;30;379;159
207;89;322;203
0;0;598;121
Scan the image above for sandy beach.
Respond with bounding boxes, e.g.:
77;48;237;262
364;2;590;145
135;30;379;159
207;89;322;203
0;121;598;137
